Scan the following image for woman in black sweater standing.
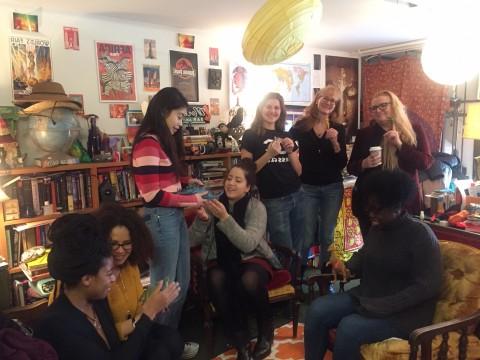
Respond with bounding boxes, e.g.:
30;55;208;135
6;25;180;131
289;85;347;268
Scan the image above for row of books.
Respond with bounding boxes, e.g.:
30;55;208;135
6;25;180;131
97;168;139;202
5;221;52;268
4;171;93;220
189;160;227;189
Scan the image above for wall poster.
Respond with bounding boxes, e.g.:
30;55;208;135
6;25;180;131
325;55;359;140
10;36;52;101
169;50;199;103
95;41;136;102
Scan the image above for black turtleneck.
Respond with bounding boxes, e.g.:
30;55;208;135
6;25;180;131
346;213;442;336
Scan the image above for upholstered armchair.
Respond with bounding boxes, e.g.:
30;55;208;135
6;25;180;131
360;240;480;359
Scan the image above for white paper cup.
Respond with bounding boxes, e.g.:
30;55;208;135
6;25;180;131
369;146;382;165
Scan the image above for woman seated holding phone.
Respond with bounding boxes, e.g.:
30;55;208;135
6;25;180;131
189;158;282;360
36;212;183;360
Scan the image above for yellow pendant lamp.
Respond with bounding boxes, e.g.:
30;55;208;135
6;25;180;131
242;0;322;65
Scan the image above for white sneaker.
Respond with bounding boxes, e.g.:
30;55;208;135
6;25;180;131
182;342;199;359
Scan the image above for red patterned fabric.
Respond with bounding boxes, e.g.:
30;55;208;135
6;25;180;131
362;56;449;150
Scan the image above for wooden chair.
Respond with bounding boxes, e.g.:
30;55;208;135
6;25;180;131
307;241;480;359
190;244;301;358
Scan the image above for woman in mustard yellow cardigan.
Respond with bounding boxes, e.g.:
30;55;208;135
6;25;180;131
95;203;184;360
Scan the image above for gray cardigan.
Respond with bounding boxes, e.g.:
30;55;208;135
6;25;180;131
189;197;279;266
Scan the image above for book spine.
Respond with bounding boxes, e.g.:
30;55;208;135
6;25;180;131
31;178;41;216
78;172;86;209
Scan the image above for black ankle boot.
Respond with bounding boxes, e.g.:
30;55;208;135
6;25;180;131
252;337;272;360
236;344;252;360
253;323;273;360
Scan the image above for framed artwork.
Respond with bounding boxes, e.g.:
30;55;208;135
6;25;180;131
209;47;219;66
183;105;210;125
325;55;359;138
144;39;156;59
68;94;84;114
210;98;220;116
109;104;129;119
95;41;136;102
143;65;160;92
170;50;199;102
64;27;79;50
125;110;143;127
13;12;38;32
10;36;52;101
208;68;221;90
270;63;311;104
177;33;195;49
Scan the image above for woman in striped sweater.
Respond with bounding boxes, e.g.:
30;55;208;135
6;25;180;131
132;87;204;358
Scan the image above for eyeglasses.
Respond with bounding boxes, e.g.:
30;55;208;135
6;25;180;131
320;97;337;105
369;102;391;112
111;241;133;251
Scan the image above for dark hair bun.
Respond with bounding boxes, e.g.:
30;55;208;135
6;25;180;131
48;214;111;285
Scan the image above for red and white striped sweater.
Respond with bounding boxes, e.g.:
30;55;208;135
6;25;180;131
132;135;201;208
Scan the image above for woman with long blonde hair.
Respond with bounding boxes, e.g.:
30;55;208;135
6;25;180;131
347;90;433;236
290;85;348;269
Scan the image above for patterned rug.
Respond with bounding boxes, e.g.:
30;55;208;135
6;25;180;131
213;323;332;360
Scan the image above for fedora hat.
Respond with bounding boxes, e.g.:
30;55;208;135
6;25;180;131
14;81;82;113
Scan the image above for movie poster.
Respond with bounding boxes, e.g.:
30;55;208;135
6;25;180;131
95;42;136;102
143;65;160;92
325;56;359;141
170;50;198;102
10;36;52;101
64;27;79;50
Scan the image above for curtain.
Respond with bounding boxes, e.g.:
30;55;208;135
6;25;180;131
362;56;450;150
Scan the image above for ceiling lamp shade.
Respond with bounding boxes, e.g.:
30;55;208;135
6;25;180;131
242;0;322;65
463;103;480;140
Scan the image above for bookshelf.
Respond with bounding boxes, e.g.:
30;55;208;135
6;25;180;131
185;152;241;189
0;161;140;275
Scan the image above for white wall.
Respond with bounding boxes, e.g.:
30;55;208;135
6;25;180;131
0;5;357;136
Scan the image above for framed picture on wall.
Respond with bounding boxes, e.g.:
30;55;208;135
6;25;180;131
325;55;359;140
10;36;52;101
208;68;221;90
95;41;136;102
270;63;311;104
125;110;143;127
170;50;199;102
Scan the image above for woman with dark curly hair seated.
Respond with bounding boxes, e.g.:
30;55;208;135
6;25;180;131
304;169;442;360
35;213;182;360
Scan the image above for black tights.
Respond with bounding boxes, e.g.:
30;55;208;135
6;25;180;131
207;262;271;348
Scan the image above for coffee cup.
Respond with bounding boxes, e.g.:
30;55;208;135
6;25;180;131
369;146;382;165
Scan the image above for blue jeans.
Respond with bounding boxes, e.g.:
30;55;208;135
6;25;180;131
144;207;189;328
302;182;344;265
304;292;404;360
262;190;305;255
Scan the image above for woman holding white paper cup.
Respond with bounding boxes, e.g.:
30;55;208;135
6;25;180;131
347;90;433;236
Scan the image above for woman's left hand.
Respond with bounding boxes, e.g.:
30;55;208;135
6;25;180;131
384;130;402;149
281;137;295;154
205;200;229;221
189;178;204;186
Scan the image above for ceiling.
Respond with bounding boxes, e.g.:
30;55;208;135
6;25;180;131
1;0;435;52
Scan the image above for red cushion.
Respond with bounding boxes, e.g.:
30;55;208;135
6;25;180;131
267;269;291;290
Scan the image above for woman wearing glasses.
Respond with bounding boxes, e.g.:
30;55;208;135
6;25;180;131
97;203;183;358
347;90;433;236
289;85;348;270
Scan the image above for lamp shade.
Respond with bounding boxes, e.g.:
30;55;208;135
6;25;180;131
463;103;480;140
242;0;322;65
